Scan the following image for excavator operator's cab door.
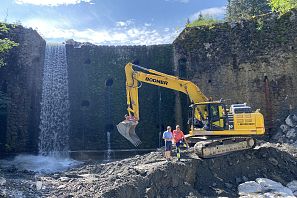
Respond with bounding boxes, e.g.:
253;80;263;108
191;103;228;131
207;103;227;131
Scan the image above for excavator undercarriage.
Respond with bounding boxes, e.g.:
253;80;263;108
192;136;256;158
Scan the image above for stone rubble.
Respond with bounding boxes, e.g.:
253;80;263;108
239;178;297;197
273;113;297;146
0;143;297;197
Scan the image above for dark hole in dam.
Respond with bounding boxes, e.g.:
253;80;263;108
105;78;113;87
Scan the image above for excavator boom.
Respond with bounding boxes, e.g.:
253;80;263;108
117;62;208;146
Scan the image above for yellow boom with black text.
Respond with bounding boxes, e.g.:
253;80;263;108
117;62;265;158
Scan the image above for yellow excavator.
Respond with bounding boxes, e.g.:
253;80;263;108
117;62;265;158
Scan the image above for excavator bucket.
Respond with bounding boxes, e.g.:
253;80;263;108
116;121;142;147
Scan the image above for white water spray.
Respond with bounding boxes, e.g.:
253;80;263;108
0;44;81;173
39;43;70;158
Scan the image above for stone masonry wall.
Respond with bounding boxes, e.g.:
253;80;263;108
0;26;45;154
173;10;297;135
66;44;175;150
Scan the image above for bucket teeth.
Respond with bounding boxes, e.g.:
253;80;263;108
117;121;142;147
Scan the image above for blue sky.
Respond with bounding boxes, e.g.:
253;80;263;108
1;0;227;45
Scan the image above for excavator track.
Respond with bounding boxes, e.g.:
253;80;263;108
194;137;256;158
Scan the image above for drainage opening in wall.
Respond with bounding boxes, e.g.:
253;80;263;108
105;78;113;87
84;58;91;64
81;100;90;107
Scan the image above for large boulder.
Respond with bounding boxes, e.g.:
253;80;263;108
287;180;297;196
238;178;295;197
238;181;262;195
285;115;297;127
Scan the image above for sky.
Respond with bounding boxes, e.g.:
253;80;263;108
1;0;227;45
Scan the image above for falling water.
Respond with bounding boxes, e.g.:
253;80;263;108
106;131;111;161
39;43;70;158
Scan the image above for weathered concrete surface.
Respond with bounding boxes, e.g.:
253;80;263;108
66;44;175;151
0;26;45;154
173;10;297;134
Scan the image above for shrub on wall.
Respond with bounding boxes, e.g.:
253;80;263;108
269;0;297;15
0;23;19;68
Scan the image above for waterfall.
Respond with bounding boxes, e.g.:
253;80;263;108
39;43;70;158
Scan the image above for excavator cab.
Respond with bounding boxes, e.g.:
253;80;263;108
190;102;228;131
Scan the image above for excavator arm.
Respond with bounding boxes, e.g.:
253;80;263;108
117;62;208;146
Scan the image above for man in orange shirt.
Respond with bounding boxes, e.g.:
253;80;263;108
172;125;189;161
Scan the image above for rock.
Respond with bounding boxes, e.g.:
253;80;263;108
272;131;284;141
280;124;289;132
242;176;249;182
0;177;6;186
36;181;42;190
286;128;297;139
268;157;278;166
134;167;147;176
238;181;262;195
256;178;283;191
60;177;70;182
255;178;294;196
225;182;233;189
285;115;297;127
235;177;242;184
287;180;297;196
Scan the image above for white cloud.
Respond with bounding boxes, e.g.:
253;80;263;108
15;0;93;6
115;20;134;27
190;6;226;21
23;18;179;45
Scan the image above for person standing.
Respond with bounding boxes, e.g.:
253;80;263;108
163;126;173;161
173;125;189;161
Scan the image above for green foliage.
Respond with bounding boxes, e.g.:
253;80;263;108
256;18;264;30
269;0;297;15
187;15;222;28
226;0;271;21
0;22;19;68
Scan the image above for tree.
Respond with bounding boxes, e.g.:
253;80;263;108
269;0;297;15
226;0;272;21
0;23;19;68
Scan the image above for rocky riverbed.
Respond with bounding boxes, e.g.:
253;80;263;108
1;142;297;197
